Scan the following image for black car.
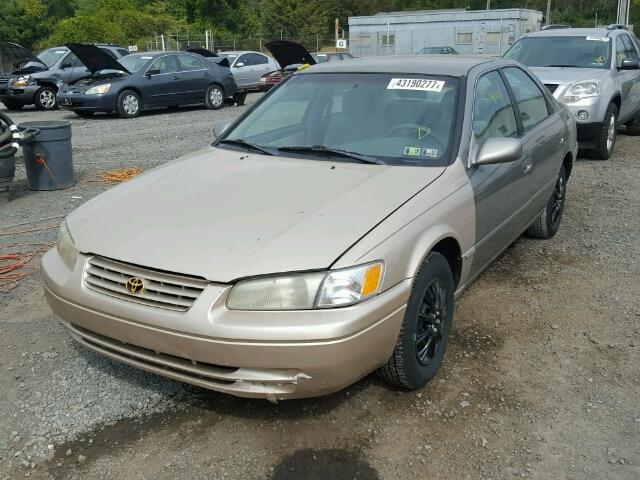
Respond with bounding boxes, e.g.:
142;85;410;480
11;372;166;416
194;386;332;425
1;42;40;104
1;44;129;111
57;44;237;118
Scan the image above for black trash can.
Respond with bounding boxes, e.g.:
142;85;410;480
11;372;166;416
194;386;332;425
19;120;74;190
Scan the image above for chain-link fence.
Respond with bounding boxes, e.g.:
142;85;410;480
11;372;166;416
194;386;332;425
143;33;348;54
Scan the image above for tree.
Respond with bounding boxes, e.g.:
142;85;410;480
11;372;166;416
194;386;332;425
261;0;328;37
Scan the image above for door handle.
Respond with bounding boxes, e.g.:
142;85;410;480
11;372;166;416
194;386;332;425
173;75;181;80
204;72;210;76
522;158;533;175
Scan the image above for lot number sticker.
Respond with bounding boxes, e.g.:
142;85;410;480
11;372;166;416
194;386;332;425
387;78;445;92
586;36;610;42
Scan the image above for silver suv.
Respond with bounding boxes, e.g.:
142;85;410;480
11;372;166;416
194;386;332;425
504;25;640;159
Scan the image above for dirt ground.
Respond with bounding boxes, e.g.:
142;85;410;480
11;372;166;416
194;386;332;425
1;103;638;480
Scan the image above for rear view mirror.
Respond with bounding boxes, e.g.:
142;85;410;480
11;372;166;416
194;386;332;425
145;69;160;76
213;120;231;140
619;59;640;70
474;137;523;166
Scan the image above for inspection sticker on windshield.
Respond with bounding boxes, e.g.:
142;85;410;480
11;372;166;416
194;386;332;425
586;36;610;42
387;78;445;92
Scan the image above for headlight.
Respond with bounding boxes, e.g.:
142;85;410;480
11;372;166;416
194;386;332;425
86;83;111;95
12;75;31;87
226;261;384;311
56;221;78;270
561;80;600;103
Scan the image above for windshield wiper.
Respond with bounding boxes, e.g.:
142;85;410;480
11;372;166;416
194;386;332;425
542;64;581;68
278;145;386;165
217;139;280;156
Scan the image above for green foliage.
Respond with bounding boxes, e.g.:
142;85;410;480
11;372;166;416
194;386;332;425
2;0;639;52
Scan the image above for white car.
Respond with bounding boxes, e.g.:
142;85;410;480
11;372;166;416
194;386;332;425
218;50;279;90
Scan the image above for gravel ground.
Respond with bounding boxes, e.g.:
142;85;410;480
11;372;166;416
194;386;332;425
1;101;638;480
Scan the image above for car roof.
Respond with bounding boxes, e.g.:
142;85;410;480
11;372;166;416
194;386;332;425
218;51;260;55
525;28;619;38
305;55;500;77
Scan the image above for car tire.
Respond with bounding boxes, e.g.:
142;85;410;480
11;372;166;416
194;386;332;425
73;111;94;118
116;90;141;118
34;86;58;110
377;252;454;390
591;103;617;160
205;84;225;110
526;165;567;239
625;117;640;136
2;101;23;111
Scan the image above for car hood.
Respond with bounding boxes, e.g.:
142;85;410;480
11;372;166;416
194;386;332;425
265;41;316;69
65;43;129;75
67;147;445;282
529;66;609;85
0;42;45;75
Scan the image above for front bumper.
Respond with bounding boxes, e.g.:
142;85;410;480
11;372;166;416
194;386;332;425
57;91;116;112
42;249;409;400
0;85;39;105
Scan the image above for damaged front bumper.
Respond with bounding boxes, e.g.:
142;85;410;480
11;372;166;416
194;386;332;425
41;249;409;400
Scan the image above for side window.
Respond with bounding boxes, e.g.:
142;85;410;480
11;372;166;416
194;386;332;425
150;55;178;74
473;71;518;145
117;48;130;57
252;53;269;65
503;67;550;132
621;35;639;61
616;37;627;66
177;54;205;71
235;54;251;67
61;53;82;69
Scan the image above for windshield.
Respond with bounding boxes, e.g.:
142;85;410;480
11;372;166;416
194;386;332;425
220;73;459;166
504;36;612;69
118;54;153;73
37;48;67;67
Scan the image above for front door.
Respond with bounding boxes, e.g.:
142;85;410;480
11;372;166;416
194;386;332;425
232;54;253;89
502;67;563;216
468;70;529;276
143;55;181;106
615;35;636;121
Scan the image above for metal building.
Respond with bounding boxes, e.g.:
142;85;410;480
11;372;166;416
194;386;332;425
348;9;543;57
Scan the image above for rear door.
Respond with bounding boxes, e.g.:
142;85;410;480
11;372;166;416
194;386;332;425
469;69;528;275
251;53;274;81
143;54;181;106
175;54;209;103
502;67;564;218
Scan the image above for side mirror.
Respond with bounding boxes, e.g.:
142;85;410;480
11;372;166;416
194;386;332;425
619;58;640;70
61;62;73;69
474;137;523;166
235;62;245;68
213;120;231;140
145;69;161;76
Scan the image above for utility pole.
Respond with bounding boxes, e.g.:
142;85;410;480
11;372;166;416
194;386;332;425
546;0;551;24
486;0;490;10
335;18;339;44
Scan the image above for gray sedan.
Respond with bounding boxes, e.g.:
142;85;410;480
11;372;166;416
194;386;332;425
42;56;577;400
218;50;279;90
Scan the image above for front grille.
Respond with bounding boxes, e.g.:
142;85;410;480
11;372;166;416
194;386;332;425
84;256;207;312
544;84;560;94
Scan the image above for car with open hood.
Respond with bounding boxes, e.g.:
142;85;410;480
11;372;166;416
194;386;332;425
260;40;316;90
504;25;640;159
0;42;41;104
42;55;576;400
57;44;237;118
0;44;129;111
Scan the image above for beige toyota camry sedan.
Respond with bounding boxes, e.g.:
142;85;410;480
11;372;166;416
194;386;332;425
42;56;577;400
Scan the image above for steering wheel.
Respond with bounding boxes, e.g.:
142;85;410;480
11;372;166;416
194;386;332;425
388;123;446;153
